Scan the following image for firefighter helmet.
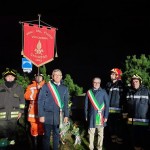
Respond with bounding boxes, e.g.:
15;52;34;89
3;69;17;78
131;74;142;83
34;74;44;78
111;68;122;80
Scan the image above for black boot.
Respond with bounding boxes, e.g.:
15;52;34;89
32;136;38;150
37;135;43;150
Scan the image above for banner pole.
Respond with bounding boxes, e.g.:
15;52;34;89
37;14;41;79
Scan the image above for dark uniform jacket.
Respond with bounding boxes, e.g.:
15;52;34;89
0;82;25;120
125;85;150;120
38;81;69;125
105;80;125;111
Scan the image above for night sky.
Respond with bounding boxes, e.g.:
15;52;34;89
0;1;149;92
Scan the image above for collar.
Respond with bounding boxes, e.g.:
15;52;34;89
53;82;60;86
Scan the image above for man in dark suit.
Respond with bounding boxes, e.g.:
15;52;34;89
38;69;69;150
84;77;109;150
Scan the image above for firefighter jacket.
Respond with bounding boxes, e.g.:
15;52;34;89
105;80;125;113
125;85;150;125
24;80;45;123
0;82;25;120
38;81;69;125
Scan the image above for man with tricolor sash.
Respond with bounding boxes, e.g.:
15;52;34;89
38;69;69;150
124;74;150;150
84;77;109;150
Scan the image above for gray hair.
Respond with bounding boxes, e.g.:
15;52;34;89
92;77;101;83
52;69;62;76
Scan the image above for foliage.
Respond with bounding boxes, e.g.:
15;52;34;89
39;67;84;96
122;54;150;88
16;73;31;89
63;74;83;97
39;65;50;83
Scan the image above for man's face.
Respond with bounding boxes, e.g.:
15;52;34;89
131;79;140;89
35;76;43;83
5;75;15;82
52;71;62;83
93;79;101;89
110;72;117;80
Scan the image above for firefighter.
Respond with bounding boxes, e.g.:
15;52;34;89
105;68;125;144
0;69;25;149
24;74;45;150
125;74;150;150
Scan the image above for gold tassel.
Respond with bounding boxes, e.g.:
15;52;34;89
21;49;24;55
54;32;58;58
55;49;58;57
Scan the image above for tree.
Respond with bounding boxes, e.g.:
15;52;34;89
122;54;150;88
39;65;50;83
39;66;84;97
63;74;83;97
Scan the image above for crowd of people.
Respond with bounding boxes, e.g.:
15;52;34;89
0;67;150;150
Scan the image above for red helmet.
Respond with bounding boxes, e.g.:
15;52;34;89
111;68;122;80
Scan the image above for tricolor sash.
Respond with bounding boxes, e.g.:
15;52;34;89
47;81;64;128
87;89;105;125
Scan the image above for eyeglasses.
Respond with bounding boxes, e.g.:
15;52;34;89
53;74;62;77
93;82;100;84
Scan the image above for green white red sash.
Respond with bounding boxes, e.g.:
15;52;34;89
87;89;105;125
47;81;64;109
47;81;64;128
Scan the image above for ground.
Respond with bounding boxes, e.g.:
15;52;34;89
14;111;150;150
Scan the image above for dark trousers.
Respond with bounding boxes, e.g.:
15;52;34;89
128;125;149;150
0;120;18;150
43;124;59;150
0;120;17;139
107;113;124;139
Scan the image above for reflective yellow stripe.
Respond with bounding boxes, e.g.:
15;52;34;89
128;118;149;122
0;112;6;119
128;118;149;126
0;116;6;119
19;104;25;109
128;120;149;126
11;115;18;118
109;107;121;113
0;112;6;115
11;112;19;115
109;109;120;113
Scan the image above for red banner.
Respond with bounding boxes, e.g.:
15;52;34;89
23;23;56;67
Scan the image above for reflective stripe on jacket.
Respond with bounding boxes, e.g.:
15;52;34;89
126;85;150;120
109;107;122;113
0;82;25;120
24;80;45;122
127;118;149;126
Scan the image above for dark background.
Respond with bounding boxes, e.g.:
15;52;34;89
0;1;149;92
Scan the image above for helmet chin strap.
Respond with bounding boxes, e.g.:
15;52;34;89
112;78;117;83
